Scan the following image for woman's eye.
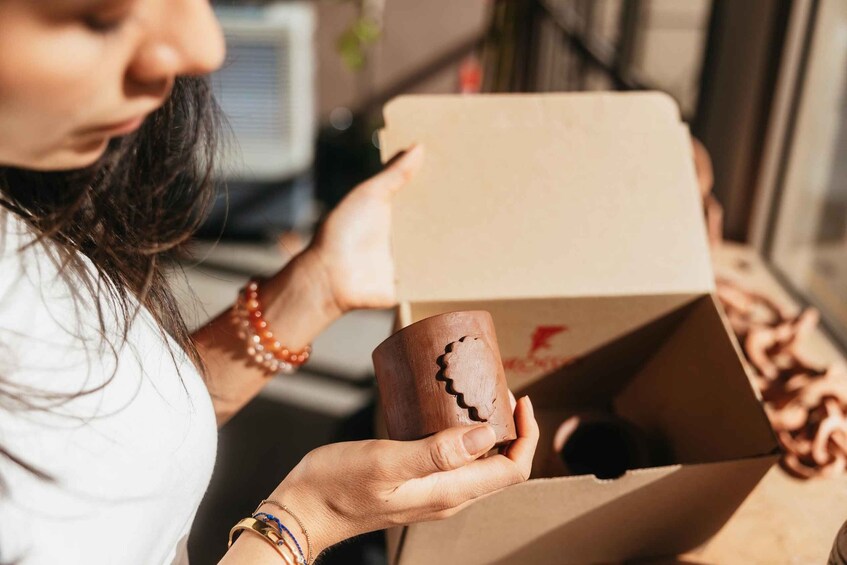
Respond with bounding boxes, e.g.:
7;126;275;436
83;14;126;34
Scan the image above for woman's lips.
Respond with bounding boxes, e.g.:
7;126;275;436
88;116;146;136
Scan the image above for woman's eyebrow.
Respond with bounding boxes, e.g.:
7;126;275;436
49;0;121;6
41;0;131;16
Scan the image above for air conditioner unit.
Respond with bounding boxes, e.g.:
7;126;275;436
200;2;316;238
212;2;316;182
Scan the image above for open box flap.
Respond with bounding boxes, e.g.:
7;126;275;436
391;454;777;565
379;92;714;303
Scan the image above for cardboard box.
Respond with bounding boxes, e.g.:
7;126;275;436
378;93;779;564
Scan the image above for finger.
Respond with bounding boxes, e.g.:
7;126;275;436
400;399;538;511
396;423;497;478
416;400;538;510
503;396;539;480
406;451;527;512
508;389;517;412
368;144;424;196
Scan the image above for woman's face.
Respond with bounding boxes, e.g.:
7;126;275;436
0;0;225;171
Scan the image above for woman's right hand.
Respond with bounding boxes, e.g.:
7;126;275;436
259;395;537;560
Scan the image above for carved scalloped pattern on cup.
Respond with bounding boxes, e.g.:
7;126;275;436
436;336;498;422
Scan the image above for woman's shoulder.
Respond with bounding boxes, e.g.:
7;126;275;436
0;208;103;393
0;207;105;314
0;207;69;296
0;207;143;403
0;206;34;272
0;205;46;254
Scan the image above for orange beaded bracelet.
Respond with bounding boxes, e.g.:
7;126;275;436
232;279;312;374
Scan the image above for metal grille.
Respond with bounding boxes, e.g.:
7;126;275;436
213;40;291;147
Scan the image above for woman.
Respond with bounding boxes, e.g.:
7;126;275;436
0;1;539;564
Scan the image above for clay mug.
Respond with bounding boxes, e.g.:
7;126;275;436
372;310;517;445
830;519;847;565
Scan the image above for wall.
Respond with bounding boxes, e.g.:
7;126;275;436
314;0;489;121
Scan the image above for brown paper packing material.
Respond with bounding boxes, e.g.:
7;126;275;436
377;93;779;565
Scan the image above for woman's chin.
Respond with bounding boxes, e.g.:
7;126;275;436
28;138;110;171
72;138;110;165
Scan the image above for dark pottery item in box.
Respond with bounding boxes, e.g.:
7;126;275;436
831;520;847;565
373;310;516;444
549;412;651;479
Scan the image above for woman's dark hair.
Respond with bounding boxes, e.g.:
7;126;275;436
0;77;220;489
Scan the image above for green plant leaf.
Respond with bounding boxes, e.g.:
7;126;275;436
336;16;382;72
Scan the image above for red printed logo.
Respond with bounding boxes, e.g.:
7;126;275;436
502;325;575;375
528;325;568;356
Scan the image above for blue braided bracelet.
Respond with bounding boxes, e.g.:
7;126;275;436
253;512;307;564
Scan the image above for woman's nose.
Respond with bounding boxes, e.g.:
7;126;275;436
128;0;226;86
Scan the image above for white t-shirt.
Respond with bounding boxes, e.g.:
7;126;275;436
0;209;217;564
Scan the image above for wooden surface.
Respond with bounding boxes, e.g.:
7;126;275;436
372;310;516;444
665;243;847;564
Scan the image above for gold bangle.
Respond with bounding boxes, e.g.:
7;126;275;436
255;499;313;564
228;517;296;565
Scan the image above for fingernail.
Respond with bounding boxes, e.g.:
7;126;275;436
525;395;534;414
463;425;496;456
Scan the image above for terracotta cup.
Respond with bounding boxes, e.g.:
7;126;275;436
830;519;847;564
373;310;517;444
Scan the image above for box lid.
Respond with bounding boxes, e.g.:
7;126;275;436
379;92;715;303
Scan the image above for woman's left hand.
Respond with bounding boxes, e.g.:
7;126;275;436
304;144;424;314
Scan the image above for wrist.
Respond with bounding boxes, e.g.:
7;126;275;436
257;251;343;353
261;482;339;561
292;248;344;320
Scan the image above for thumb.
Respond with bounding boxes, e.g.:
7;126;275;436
400;424;497;479
369;144;425;197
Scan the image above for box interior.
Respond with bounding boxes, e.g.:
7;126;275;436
388;293;779;564
402;293;777;476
